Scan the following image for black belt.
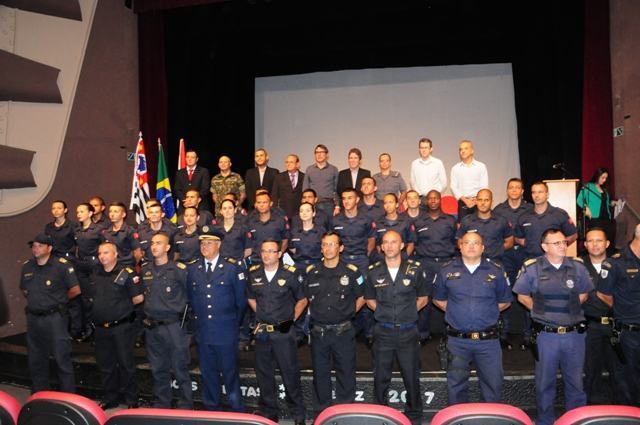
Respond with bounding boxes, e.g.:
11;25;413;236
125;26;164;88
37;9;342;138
617;322;640;332
255;320;293;334
447;326;499;340
312;321;352;333
95;312;136;329
533;321;586;334
26;305;65;316
143;317;179;329
378;322;416;330
584;315;613;325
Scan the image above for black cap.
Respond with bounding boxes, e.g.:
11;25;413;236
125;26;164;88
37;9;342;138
198;225;225;241
28;233;53;246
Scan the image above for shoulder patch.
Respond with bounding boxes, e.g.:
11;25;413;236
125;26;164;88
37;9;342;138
125;267;134;274
285;264;297;273
602;259;613;269
306;264;316;273
23;259;30;265
187;258;199;265
59;257;68;264
612;252;621;259
572;257;584;264
141;261;150;268
249;264;261;272
346;263;359;272
368;261;381;270
441;258;455;268
524;258;537;267
487;258;504;269
176;262;186;269
226;257;238;265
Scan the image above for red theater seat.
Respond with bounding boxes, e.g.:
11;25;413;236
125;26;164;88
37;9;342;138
554;405;640;425
313;403;411;425
440;195;458;216
0;391;21;425
105;408;278;425
431;403;533;425
18;391;106;425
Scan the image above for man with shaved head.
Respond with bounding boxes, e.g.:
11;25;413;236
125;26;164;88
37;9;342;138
450;140;489;222
211;155;245;215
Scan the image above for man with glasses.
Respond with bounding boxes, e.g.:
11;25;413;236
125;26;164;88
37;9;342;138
513;228;593;425
247;239;307;424
433;232;512;405
303;144;339;218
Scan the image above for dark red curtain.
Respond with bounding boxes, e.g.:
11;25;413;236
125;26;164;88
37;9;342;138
582;0;614;192
138;11;167;196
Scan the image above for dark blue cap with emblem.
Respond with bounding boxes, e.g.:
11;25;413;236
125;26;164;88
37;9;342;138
28;233;53;246
199;225;225;241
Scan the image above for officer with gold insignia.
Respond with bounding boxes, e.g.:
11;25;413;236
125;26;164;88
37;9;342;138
20;233;81;393
142;232;193;409
364;230;429;425
513;228;593;425
304;231;365;410
186;225;247;412
433;232;512;405
92;242;144;409
247;239;307;424
597;223;640;406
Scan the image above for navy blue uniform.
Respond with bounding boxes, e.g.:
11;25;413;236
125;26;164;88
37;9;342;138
357;199;385;222
45;220;78;260
246;212;290;264
187;257;247;411
141;260;193;409
92;264;143;405
247;264;306;422
412;212;457;339
21;256;79;393
372;215;416;263
70;223;104;337
93;214;111;231
178;210;213;228
456;214;512;260
102;224;141;267
364;259;430;424
137;221;178;262
304;261;364;408
513;256;593;425
288;223;324;269
599;245;640;406
173;229;201;262
515;205;577;258
210;218;251;261
290;210;331;232
433;258;512;404
331;212;375;276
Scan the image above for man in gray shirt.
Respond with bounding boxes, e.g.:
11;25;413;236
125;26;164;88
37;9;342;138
373;153;408;204
303;144;340;217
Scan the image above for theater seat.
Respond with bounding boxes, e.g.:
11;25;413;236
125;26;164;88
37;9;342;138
105;408;278;425
313;403;411;425
554;405;640;425
440;195;458;216
430;403;533;425
18;391;106;425
0;391;21;425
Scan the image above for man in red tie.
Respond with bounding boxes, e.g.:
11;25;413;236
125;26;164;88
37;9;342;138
174;149;211;212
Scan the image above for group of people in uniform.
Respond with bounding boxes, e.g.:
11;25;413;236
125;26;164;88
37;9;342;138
18;138;639;425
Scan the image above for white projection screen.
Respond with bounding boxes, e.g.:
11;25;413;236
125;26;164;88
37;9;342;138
255;63;520;203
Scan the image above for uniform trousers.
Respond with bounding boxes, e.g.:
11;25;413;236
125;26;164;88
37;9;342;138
145;322;193;409
343;254;372;339
310;325;356;409
254;327;305;421
584;322;615;404
373;324;422;424
614;329;640;405
26;312;76;393
68;270;94;336
196;337;243;411
94;322;138;404
535;331;586;425
446;337;503;404
416;257;448;339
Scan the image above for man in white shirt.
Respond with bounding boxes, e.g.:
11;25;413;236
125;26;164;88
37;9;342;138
450;140;488;222
410;138;447;197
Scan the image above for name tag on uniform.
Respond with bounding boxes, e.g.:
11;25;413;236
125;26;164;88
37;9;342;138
308;283;320;287
522;222;532;227
627;268;638;273
418;227;429;232
446;272;461;280
334;226;344;230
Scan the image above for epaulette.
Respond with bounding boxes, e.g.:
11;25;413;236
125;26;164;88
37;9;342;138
523;258;537;267
612;252;621;259
285;264;296;273
176;262;186;269
59;257;68;264
249;264;261;272
441;258;455;268
23;259;30;265
368;261;382;270
141;261;150;268
487;258;504;269
226;257;238;265
187;258;199;265
408;259;421;267
306;264;316;273
125;267;134;274
572;257;584;264
346;263;359;272
602;259;613;269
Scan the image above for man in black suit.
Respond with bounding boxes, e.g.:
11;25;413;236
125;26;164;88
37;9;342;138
337;147;371;196
244;148;279;211
272;154;305;219
174;149;211;212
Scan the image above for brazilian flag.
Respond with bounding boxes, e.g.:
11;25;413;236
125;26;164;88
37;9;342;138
156;140;177;223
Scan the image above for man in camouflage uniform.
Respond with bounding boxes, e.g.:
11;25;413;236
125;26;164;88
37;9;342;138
210;155;246;215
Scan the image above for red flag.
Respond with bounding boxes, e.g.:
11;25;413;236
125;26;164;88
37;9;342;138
177;138;186;170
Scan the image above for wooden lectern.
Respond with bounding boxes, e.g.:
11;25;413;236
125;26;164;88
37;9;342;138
544;179;579;257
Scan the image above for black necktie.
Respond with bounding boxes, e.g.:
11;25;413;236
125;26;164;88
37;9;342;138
206;261;213;276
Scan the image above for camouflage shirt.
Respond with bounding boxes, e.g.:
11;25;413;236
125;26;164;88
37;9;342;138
210;171;245;213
